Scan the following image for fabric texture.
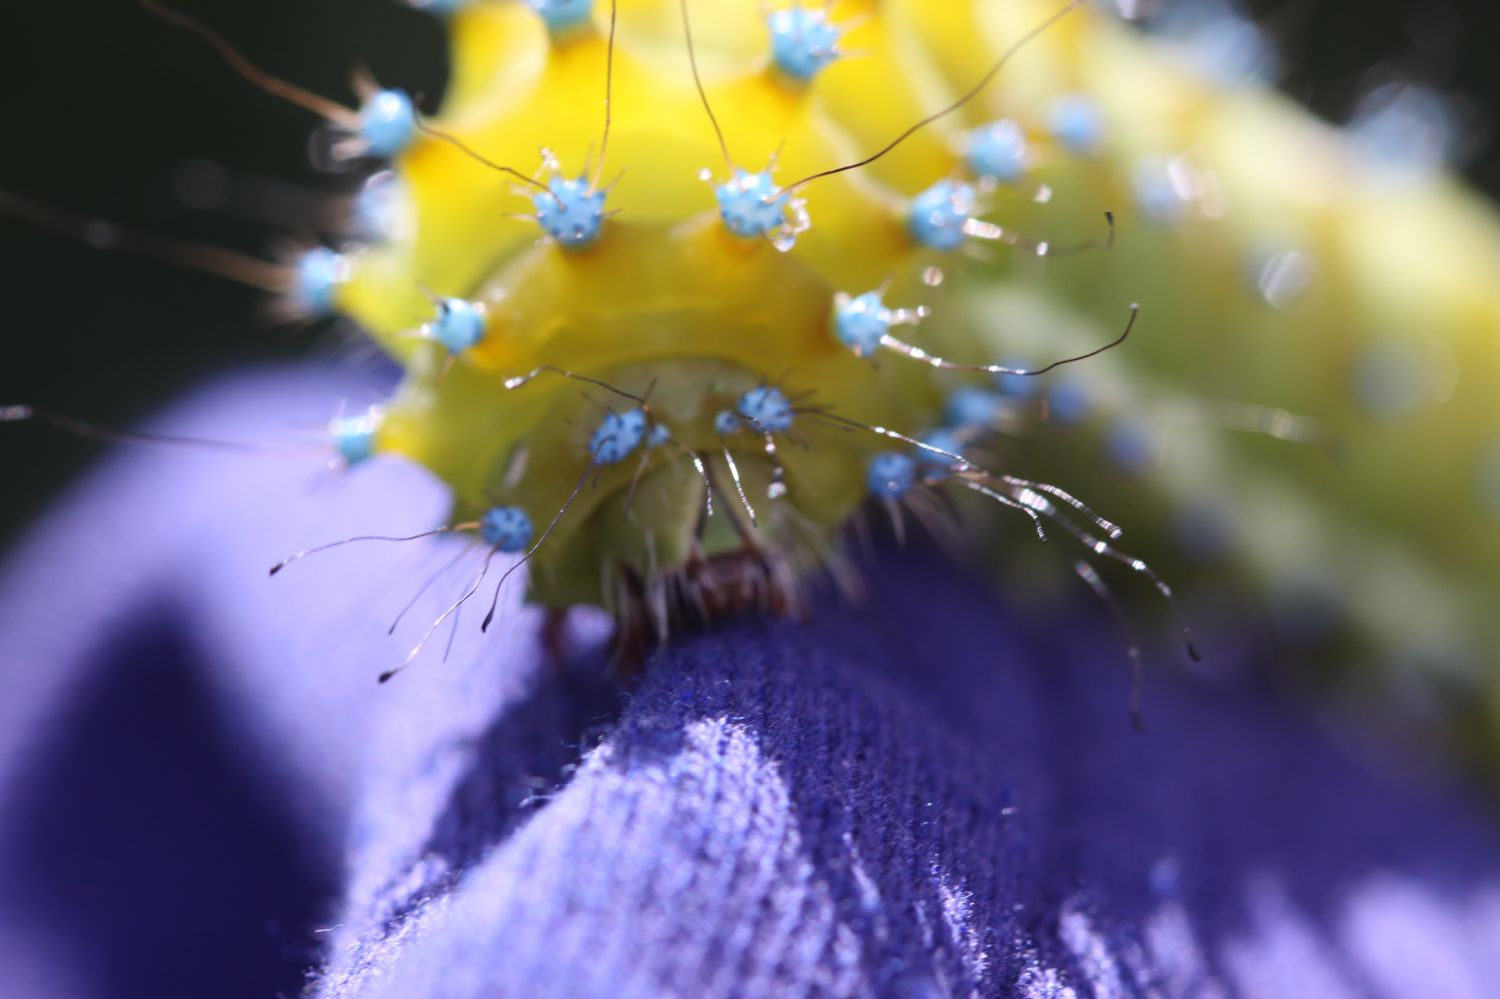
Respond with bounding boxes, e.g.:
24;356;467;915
1;368;1498;999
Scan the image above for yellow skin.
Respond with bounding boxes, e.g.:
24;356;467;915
329;1;1500;758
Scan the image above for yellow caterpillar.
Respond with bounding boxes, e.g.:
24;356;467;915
11;1;1500;763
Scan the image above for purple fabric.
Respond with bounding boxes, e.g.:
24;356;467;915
1;368;1498;999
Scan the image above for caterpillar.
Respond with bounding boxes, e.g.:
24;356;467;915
6;1;1500;766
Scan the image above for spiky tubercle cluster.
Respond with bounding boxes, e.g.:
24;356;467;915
286;0;1500;750
332;0;1064;612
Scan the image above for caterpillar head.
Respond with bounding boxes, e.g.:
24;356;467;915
329;0;1074;622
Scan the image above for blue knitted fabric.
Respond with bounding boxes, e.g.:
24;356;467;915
0;368;1498;999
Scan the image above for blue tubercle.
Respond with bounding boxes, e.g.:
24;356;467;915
833;291;891;357
1155;1;1277;86
767;6;843;82
358;89;417;159
867;452;917;500
716;169;790;240
714;410;743;437
481;506;534;553
737;387;795;433
294;247;347;316
1047;381;1090;425
329;414;379;466
431;298;488;354
916;429;965;470
530;0;594;34
994;362;1038;399
966;120;1028;183
945;388;1000;429
354;171;406;241
907;180;977;251
591;408;648;465
533;176;607;250
1048;94;1104;156
647;423;672;448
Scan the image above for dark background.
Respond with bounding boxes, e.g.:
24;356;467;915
1;0;1498;544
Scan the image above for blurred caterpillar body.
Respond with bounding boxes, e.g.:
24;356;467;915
8;0;1500;760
